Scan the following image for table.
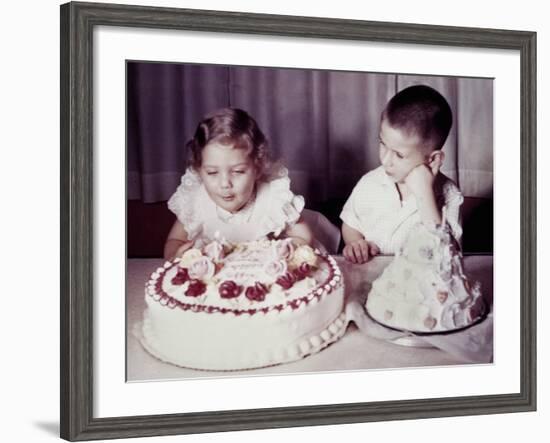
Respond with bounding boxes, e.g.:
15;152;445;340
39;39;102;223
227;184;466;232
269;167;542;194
127;255;493;381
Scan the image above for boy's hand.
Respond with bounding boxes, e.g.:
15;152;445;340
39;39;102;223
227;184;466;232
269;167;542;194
404;156;444;226
343;239;380;264
404;157;441;197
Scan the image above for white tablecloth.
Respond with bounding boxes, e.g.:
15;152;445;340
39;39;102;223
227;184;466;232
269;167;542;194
127;255;493;381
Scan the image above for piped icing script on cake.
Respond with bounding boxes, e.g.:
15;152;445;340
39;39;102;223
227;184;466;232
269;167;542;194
142;239;346;371
366;223;486;333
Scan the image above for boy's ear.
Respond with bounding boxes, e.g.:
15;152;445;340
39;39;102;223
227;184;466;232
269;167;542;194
429;150;445;166
427;150;444;175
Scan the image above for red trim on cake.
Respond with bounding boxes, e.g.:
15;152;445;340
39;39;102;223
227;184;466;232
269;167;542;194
145;254;342;317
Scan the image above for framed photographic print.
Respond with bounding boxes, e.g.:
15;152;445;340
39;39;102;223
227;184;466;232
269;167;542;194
60;1;536;441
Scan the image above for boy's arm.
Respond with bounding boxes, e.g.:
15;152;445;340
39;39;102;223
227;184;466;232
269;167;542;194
164;220;193;261
442;185;464;243
342;223;380;264
405;163;443;226
414;186;442;226
342;222;365;244
340;176;380;263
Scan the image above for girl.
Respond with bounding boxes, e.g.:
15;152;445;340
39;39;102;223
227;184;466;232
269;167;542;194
164;108;313;260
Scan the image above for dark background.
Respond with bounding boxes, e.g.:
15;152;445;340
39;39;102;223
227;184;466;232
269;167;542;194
127;62;493;257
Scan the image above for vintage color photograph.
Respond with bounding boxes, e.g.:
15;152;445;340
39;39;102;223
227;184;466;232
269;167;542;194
125;61;493;381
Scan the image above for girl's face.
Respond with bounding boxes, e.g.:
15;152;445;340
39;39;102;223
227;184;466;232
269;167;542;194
199;142;258;213
378;119;429;183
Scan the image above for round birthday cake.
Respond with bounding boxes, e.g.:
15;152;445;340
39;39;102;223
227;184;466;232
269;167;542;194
142;239;346;370
366;223;486;333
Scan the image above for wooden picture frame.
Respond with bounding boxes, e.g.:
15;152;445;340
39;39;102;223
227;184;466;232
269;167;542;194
60;1;536;440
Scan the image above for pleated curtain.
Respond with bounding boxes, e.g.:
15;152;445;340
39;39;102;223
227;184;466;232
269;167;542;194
127;62;493;206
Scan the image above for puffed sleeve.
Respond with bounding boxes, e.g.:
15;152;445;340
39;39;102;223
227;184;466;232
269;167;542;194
441;180;464;243
167;168;204;241
255;167;305;238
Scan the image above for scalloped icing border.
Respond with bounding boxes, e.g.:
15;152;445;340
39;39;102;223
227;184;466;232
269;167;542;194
138;310;348;372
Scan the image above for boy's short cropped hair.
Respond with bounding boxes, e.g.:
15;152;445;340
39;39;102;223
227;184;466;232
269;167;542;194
381;84;453;152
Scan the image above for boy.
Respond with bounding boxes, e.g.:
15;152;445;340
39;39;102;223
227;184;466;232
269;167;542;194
340;84;463;264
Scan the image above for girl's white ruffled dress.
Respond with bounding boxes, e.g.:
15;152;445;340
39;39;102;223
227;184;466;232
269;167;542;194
167;166;305;246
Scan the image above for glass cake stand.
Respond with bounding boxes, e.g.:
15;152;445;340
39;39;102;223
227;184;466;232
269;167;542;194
365;306;490;348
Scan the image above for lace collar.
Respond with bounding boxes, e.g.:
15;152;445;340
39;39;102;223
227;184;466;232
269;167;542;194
214;191;257;224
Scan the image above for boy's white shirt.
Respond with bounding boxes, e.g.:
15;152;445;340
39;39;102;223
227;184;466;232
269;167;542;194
168;166;305;246
340;166;463;254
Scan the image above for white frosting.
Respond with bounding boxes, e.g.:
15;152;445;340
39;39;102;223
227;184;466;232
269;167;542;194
366;223;485;333
142;240;346;370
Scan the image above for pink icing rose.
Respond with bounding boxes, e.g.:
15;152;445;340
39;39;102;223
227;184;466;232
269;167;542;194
264;259;288;278
204;241;225;262
291;245;318;268
218;280;242;299
188;256;215;280
276;271;297;289
171;267;190;285
293;262;311;280
185;279;207;297
245;282;268;302
273;239;295;260
179;248;203;267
